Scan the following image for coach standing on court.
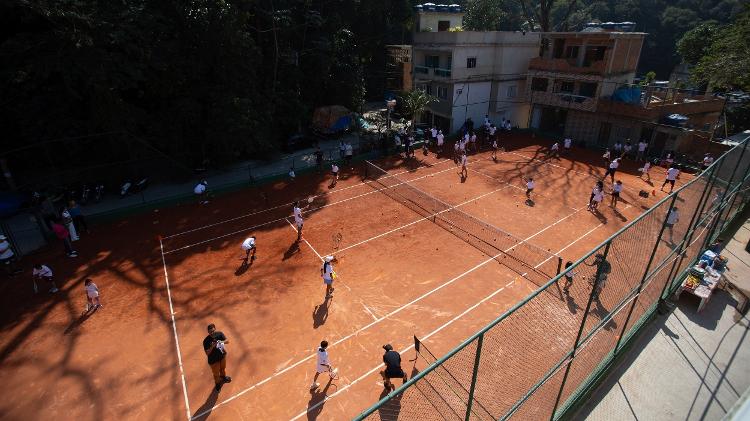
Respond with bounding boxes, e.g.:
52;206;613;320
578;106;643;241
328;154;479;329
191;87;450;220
203;323;232;392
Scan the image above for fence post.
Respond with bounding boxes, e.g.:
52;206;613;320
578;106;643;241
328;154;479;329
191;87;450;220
614;193;680;354
550;241;612;421
465;333;484;421
705;141;747;247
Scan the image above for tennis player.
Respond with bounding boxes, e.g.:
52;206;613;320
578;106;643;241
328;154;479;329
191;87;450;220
292;201;310;242
603;158;620;183
611;180;623;208
639;161;651;181
84;278;102;311
381;344;408;392
591;187;604;212
32;263;59;293
241;236;256;261
563;137;572;154
331;163;339;187
311;340;337;389
562;261;576;294
525;177;535;199
661;165;680;193
321;255;335;298
548;142;560;159
460;151;468;179
436;130;444;154
194;180;209;204
588;181;603;210
491;138;499;161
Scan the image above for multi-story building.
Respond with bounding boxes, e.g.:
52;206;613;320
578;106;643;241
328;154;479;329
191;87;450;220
412;27;541;132
526;28;725;153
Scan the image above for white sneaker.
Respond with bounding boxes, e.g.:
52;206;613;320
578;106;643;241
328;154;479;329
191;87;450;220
310;382;319;389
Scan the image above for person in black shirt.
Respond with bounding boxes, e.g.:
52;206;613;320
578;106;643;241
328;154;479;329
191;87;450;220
203;323;231;392
380;344;407;391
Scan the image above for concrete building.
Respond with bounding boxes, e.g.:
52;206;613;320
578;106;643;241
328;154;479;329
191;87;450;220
412;30;541;133
385;45;412;93
414;3;464;33
526;30;725;154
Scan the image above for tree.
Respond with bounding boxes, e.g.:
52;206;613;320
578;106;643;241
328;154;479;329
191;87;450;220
518;0;578;32
463;0;507;31
400;89;437;131
691;6;750;91
677;22;720;65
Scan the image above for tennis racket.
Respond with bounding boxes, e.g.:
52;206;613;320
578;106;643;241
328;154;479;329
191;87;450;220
328;367;339;380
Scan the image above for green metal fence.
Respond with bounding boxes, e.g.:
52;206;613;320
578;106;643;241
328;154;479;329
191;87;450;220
355;135;750;421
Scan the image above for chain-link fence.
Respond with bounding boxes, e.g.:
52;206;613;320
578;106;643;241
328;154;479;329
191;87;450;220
355;135;750;421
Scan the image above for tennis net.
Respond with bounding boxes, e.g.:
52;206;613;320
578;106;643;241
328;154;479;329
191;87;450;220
364;160;562;286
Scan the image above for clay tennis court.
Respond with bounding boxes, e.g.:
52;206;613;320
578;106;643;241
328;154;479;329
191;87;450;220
0;133;693;420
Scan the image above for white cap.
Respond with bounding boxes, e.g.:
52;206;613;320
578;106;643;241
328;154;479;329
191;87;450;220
324;255;334;262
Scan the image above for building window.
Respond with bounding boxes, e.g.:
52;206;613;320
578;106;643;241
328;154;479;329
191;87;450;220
467;57;476;68
579;82;598;98
437;86;448;99
438;21;450;32
425;55;440;68
555;81;574;93
531;77;548;92
425;84;433;96
564;46;579;59
507;85;517;98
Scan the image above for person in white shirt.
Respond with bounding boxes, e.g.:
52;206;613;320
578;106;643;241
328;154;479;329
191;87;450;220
32;263;58;293
702;154;714;171
548;142;560;159
194;180;209;205
321;255;335;298
611;180;623;208
661;166;680;193
563;137;572;154
636;141;648;161
664;153;674;167
613;141;623;156
241;236;256;262
525;178;535;199
288;167;296;181
623;142;632;159
453;140;461;163
0;235;21;276
311;340;336;389
484;115;491;127
469;132;477;153
292;201;310;242
491;139;499;161
603;158;620;183
430;127;438;146
639;161;651;181
489;124;497;144
591;187;604;211
588;181;603;211
665;207;680;243
602;149;611;167
436;130;444;154
460;151;468;180
345;143;354;168
84;278;101;311
330;163;339;187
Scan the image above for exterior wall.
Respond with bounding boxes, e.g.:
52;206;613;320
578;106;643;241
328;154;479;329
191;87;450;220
451;81;492;132
417;12;464;32
494;79;529;127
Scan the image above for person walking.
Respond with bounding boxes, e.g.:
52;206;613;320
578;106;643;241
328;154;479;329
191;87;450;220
660;165;680;193
548;142;560;159
459;151;468;180
381;344;408;392
310;340;337;389
241;236;257;262
613;140;623;157
588;181;604;210
665;207;680;243
562;261;576;294
603;158;620;183
61;207;78;242
430;126;438;147
623;141;632;159
639;161;651;181
610;180;623;208
436;130;444;155
563;137;572;155
321;255;335;298
0;235;22;277
194;180;209;205
84;278;102;311
702;153;714;171
203;323;231;392
525;177;535;200
32;264;59;294
491;138;499;161
330;163;339;187
587;254;611;300
51;220;78;257
590;187;604;212
68;200;90;234
602;149;611;168
292;201;310;242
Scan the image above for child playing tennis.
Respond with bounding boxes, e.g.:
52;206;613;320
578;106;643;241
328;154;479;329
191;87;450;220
460;151;468;179
321;255;335;298
491;138;499;161
639;161;651;181
310;340;337;389
525;178;535;199
84;278;101;312
331;164;339;187
562;261;576;294
241;236;256;261
611;180;623;208
292;200;311;242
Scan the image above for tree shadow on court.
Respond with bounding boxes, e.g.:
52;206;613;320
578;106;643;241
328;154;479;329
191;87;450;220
192;388;220;420
312;296;331;328
306;380;333;420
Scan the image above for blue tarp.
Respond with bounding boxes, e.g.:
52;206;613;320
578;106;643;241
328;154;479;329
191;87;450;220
330;115;352;131
611;86;642;104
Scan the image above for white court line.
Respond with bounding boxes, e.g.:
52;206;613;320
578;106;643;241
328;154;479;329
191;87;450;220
362;302;379;321
289;278;520;420
164;163;462;255
192;194;586;420
159;238;191;421
330;184;513;255
284;218;323;261
164;159;453;239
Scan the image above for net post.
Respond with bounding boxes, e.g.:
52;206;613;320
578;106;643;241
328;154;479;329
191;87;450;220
614;192;679;354
550;241;612;420
464;333;484;421
414;335;421;354
556;257;563;275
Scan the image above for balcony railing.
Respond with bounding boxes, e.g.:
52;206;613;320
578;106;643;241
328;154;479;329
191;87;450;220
414;65;429;74
528;57;608;75
434;68;452;78
414;66;452;78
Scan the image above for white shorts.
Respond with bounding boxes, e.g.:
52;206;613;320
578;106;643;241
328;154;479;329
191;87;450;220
316;364;329;373
323;278;333;285
87;292;99;299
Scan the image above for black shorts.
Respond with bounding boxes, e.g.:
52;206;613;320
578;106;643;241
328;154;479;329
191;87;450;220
384;367;406;379
332;171;338;177
665;179;675;186
612;192;620;198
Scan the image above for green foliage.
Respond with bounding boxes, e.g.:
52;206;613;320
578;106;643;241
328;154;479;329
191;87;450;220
691;6;750;91
400;89;437;128
639;71;657;86
726;104;750;133
677;22;720;65
463;0;507;31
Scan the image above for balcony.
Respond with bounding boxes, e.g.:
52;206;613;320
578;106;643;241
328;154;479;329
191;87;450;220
529;90;597;112
528;57;607;76
413;66;452;79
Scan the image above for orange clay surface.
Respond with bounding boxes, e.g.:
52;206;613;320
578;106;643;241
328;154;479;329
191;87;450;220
0;134;692;420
